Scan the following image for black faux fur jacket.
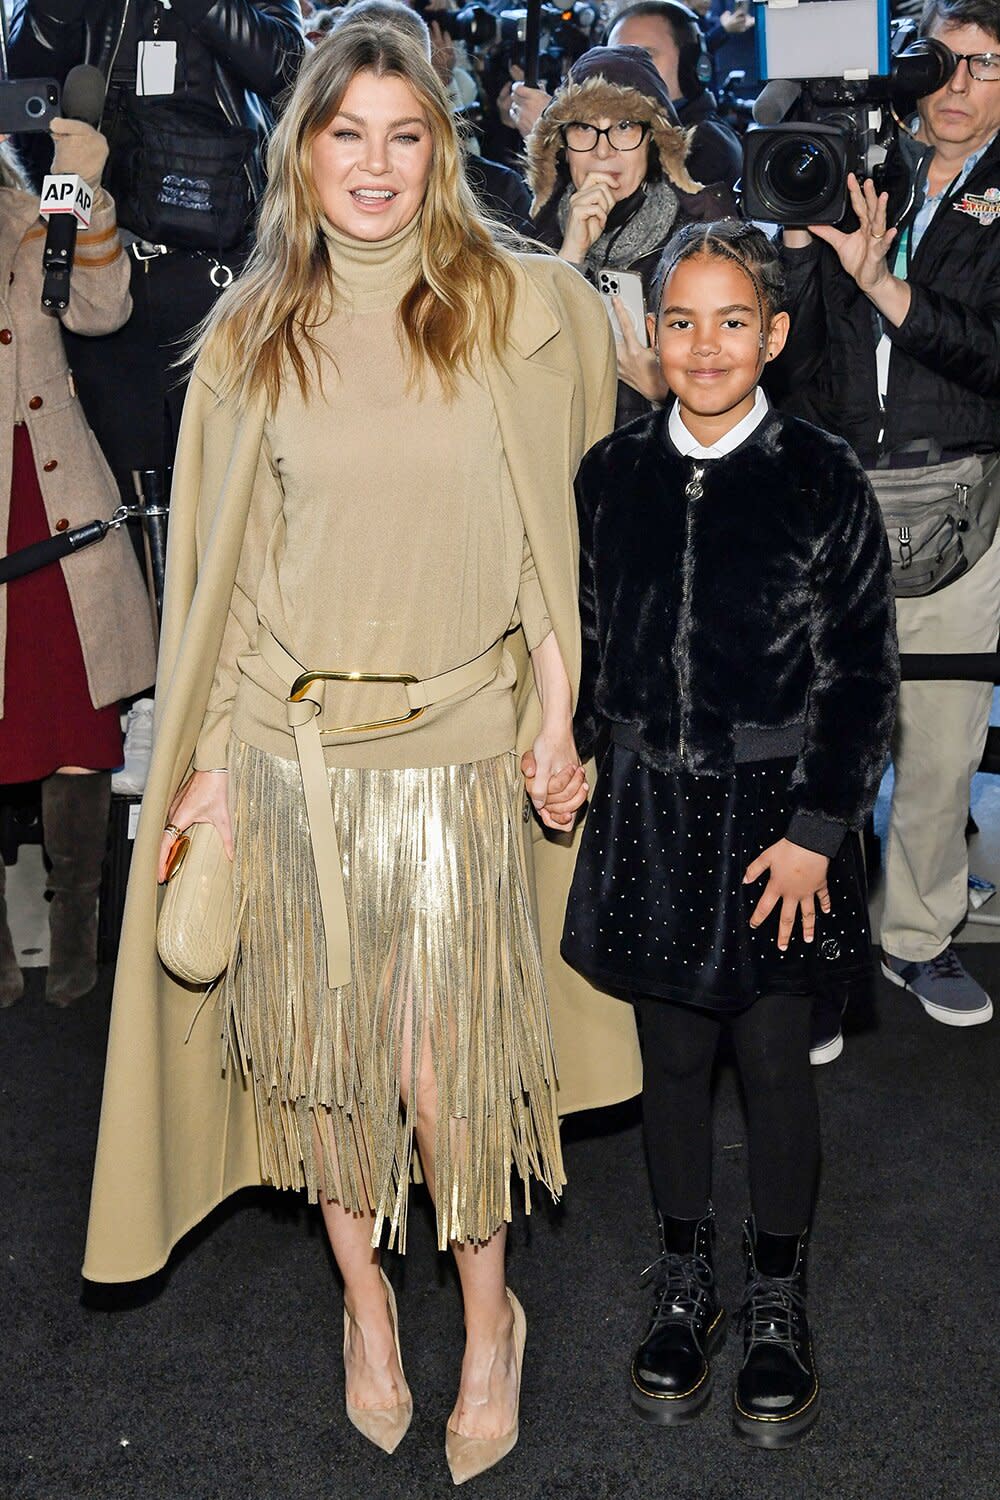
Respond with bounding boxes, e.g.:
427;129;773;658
575;407;900;856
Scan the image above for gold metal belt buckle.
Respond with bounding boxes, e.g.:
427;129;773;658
288;669;424;734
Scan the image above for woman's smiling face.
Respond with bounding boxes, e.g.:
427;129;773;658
311;69;434;240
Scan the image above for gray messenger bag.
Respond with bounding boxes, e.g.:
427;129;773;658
867;448;1000;598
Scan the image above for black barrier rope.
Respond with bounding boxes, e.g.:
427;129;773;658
900;653;1000;683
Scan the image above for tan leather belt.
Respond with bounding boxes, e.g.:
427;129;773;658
256;625;505;988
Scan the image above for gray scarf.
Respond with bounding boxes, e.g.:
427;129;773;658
557;176;680;278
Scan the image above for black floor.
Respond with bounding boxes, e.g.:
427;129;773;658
2;954;997;1500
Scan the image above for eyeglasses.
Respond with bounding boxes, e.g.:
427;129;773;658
560;120;651;152
949;50;1000;82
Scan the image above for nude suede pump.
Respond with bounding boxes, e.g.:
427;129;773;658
344;1270;413;1454
445;1290;526;1485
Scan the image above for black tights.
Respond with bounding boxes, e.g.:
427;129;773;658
638;992;820;1236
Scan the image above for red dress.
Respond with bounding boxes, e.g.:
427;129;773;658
0;424;123;783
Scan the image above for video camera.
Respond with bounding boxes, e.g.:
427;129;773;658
496;3;602;88
419;0;601;95
413;0;501;49
740;0;958;225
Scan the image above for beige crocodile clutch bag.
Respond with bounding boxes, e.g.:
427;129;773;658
156;821;234;985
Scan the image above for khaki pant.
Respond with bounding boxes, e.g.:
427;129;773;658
881;524;1000;961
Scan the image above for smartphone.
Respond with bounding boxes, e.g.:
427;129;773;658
0;79;61;135
597;268;649;348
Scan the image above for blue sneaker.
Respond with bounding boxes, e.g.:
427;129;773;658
880;947;993;1027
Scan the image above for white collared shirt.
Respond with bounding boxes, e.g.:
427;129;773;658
668;386;770;458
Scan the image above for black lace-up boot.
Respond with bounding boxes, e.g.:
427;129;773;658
630;1207;726;1424
733;1219;820;1448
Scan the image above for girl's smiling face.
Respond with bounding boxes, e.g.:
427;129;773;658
648;253;789;436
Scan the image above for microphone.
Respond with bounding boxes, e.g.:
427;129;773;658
40;65;107;314
752;78;802;127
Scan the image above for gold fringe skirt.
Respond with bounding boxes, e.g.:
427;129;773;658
222;739;565;1250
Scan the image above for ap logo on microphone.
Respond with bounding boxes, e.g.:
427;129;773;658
39;175;93;228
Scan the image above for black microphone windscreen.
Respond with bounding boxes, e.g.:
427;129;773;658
752;79;802;127
61;65;107;128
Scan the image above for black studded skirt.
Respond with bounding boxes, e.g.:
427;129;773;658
561;744;873;1014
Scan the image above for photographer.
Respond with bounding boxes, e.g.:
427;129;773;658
777;0;1000;1029
7;5;303;579
607;2;743;187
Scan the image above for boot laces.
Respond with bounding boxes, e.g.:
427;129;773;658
737;1271;806;1353
640;1250;713;1327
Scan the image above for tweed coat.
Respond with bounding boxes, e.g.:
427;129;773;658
83;251;643;1283
0;186;156;716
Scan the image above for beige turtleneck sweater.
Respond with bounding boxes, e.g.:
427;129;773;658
195;214;550;772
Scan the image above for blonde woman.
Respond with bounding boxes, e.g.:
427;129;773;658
84;20;617;1484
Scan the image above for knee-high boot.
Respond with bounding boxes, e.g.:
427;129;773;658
0;854;24;1007
42;771;110;1006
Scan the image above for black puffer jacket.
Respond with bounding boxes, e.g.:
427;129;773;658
574;407;899;853
772;135;1000;466
8;0;303;200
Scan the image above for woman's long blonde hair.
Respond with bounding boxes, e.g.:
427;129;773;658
191;21;517;407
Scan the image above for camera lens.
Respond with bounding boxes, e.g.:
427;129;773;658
762;137;837;215
755;132;851;219
25;95;47;119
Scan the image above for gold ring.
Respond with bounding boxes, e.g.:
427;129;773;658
871;231;885;240
163;823;183;838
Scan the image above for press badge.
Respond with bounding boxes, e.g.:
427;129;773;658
136;39;177;96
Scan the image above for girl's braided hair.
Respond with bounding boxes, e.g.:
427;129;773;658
650;220;787;342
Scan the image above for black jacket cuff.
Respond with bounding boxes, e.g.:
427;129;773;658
785;811;847;859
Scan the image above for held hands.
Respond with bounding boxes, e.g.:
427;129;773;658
520;729;588;832
156;770;234;884
50;117;109;189
743;838;831;952
613;295;670;402
559;171;617;263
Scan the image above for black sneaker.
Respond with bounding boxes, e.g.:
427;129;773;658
809;989;846;1066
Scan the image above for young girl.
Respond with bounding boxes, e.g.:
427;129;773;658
559;221;898;1447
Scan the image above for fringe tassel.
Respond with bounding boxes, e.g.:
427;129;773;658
222;741;565;1250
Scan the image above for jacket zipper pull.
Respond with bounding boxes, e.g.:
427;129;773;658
685;464;705;500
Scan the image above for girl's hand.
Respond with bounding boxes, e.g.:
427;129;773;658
809;173;896;295
156;769;233;884
520;733;588;831
743;838;831;951
613;295;670;401
559;171;617;263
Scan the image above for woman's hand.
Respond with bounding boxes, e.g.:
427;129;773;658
743;838;831;951
559;171;617;263
613;295;670;401
508;76;550;139
520;731;588;831
156;769;233;884
808;173;911;326
49;117;109;189
429;20;456;87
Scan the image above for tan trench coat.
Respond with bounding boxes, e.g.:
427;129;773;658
0;187;156;716
84;252;642;1284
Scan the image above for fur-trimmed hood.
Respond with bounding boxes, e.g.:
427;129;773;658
525;49;700;215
